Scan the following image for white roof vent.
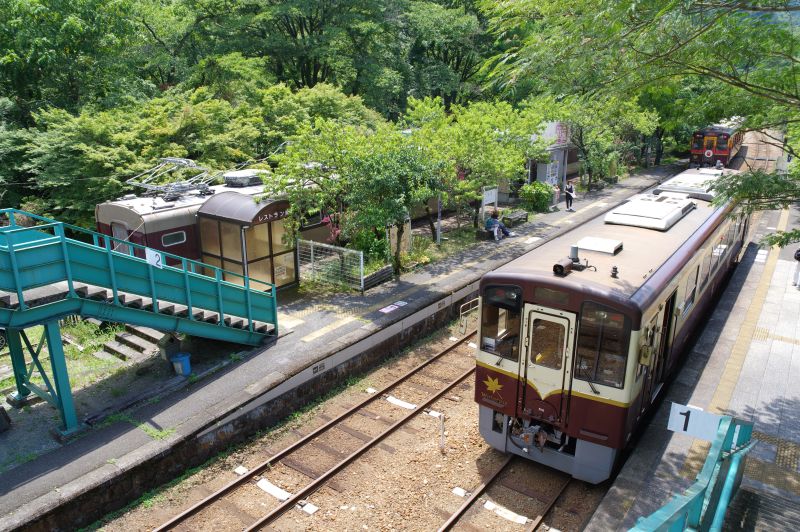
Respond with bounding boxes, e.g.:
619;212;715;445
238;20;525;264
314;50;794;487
604;193;696;231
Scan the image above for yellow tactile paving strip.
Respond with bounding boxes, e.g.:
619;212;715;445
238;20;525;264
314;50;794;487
680;210;800;497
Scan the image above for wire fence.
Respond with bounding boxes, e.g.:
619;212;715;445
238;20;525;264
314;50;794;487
296;239;394;293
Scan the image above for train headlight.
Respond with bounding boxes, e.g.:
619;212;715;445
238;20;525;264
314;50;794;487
553;258;573;277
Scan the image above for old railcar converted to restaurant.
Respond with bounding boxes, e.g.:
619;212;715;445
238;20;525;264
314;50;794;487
95;169;308;289
474;167;748;483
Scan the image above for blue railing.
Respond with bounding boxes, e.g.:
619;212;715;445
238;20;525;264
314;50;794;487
630;416;754;532
0;208;277;335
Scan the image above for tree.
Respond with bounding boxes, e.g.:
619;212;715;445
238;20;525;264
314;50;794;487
405;97;547;227
406;2;487;108
344;129;445;272
539;96;658;190
0;0;143;125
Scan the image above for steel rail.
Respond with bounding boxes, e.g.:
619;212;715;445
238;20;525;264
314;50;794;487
525;475;572;532
153;329;477;531
437;455;515;532
246;364;476;531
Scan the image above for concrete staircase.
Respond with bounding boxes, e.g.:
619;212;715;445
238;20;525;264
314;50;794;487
724;487;800;530
97;324;166;364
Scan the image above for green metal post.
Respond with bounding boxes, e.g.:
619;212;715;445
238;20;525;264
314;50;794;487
43;319;79;434
104;236;120;304
215;269;225;326
182;258;194;320
56;224;76;297
148;260;159;313
6;230;27;310
6;328;31;402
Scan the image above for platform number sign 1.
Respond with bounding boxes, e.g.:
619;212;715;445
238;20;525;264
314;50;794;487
667;402;722;441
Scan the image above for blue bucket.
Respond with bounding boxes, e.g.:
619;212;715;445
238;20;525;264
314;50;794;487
170;352;191;376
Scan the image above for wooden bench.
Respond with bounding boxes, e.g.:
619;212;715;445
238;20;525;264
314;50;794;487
476;228;496;241
502;210;529;228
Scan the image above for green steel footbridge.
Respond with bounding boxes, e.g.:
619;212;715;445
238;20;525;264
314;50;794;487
0;209;278;435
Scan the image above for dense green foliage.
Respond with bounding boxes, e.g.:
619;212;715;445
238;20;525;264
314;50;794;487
519;181;553;213
0;0;797;251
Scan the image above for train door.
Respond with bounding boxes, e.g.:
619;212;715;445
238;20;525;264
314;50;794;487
640;292;676;410
703;136;716;163
518;306;576;423
110;221;130;254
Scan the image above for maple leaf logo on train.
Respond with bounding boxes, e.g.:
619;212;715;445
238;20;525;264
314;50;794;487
483;376;503;394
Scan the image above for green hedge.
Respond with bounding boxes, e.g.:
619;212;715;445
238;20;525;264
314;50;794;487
519;181;554;212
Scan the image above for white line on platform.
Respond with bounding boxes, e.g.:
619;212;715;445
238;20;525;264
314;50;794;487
301;316;357;342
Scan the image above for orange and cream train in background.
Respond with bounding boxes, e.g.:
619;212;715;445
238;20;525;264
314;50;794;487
474;167;748;483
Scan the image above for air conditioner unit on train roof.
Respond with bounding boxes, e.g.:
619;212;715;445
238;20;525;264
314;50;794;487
604;193;696;231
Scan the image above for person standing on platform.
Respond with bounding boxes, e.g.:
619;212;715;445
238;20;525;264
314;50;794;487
565;182;576;211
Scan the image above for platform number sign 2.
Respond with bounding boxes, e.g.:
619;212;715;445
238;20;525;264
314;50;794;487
667;402;722;441
145;248;164;269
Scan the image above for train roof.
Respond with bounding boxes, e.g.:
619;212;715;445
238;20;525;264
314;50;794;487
695;118;743;136
483;168;735;307
98;182;265;218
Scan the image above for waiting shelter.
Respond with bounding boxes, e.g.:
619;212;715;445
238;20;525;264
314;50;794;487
197;192;297;289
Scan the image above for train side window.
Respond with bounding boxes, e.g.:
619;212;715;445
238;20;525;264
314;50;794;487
717;136;728;150
480;286;522;362
575;302;629;389
692;137;703;150
699;251;711;289
683;265;699;315
529;318;564;370
161;231;186;247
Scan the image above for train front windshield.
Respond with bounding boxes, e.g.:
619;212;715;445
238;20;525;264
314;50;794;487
480;286;522;361
575;302;629;389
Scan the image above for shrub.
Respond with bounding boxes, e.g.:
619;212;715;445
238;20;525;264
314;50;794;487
519;181;554;212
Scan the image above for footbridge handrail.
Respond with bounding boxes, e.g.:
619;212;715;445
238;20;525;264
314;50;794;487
0;208;277;332
630;416;754;532
0;208;274;295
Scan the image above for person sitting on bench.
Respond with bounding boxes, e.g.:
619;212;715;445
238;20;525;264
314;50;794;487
485;211;511;239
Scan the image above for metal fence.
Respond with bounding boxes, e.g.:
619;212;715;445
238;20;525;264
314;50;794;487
297;239;394;293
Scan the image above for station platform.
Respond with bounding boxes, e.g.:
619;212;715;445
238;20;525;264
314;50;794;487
0;166;675;531
587;205;800;530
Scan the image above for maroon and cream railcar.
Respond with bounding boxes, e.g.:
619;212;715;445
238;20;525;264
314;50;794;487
690;121;744;167
95;174;266;264
475;167;748;483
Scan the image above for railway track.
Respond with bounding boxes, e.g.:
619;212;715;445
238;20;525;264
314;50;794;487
153;330;479;531
438;455;578;531
735;130;784;173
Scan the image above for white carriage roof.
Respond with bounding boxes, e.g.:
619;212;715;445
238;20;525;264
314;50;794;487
604;193;696;231
491;167;736;298
654;167;726;201
102;182;265;217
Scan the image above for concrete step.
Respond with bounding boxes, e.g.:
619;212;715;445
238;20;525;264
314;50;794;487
118;293;143;309
103;341;148;363
115;332;156;354
124;325;166;344
724;488;800;531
